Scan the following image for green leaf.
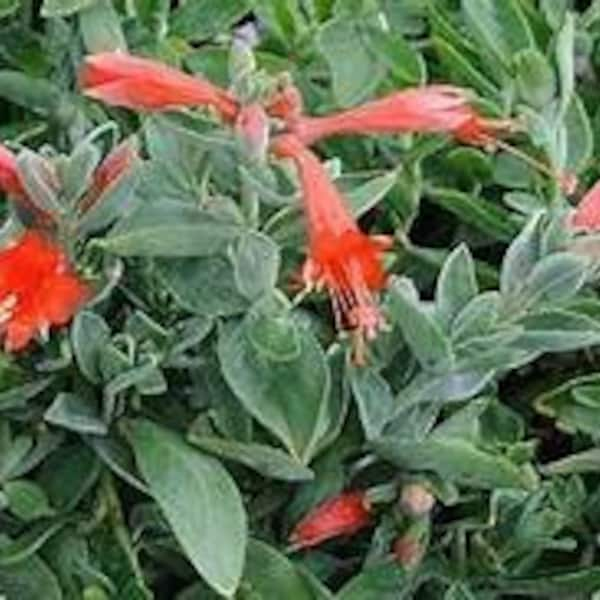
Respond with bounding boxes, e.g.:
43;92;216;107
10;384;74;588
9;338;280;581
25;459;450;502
241;539;316;599
170;0;249;42
374;434;537;490
387;277;454;372
433;36;499;98
37;444;100;511
71;311;112;384
517;252;588;309
41;0;92;16
79;0;127;52
231;231;280;301
187;434;314;482
366;29;426;86
86;435;149;494
318;16;386;107
345;170;398;218
0;0;19;18
129;420;247;597
435;244;478;331
0;540;62;600
157;255;248;317
0;520;66;566
4;480;55;521
426;187;519;242
563;94;593;173
0;71;61;116
491;568;600;597
44;393;107;436
218;315;330;464
337;563;407;600
349;365;397;440
17;149;63;216
0;377;55;412
556;12;575;117
515;49;556;108
500;214;543;297
462;0;535;69
102;200;241;257
542;448;600;475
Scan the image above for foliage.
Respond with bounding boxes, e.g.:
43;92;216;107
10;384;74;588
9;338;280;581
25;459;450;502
2;1;600;599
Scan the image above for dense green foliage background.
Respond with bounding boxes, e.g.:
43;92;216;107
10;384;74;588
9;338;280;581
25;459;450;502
4;0;600;598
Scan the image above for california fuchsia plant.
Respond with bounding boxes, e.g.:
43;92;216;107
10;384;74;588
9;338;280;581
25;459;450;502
3;2;600;600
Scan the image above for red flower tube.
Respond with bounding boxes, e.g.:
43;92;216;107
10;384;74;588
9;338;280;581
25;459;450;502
286;85;514;146
79;137;139;213
0;144;54;225
79;52;239;122
290;491;371;549
271;134;390;362
0;231;90;351
568;180;600;231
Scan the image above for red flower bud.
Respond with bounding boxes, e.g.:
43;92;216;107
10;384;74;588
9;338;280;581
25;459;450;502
266;83;304;122
399;483;435;517
79;52;239;122
289;491;371;549
393;534;425;569
235;103;270;162
79;137;138;213
568;179;600;231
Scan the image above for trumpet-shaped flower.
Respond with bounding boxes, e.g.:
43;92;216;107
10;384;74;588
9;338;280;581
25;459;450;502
79;52;239;121
272;134;390;362
288;85;514;146
0;231;89;351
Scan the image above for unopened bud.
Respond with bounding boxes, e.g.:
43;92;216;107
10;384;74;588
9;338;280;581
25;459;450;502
266;79;303;122
393;534;425;569
289;491;371;550
235;103;270;163
399;483;435;517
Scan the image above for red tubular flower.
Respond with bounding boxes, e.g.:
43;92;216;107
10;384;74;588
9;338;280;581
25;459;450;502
0;145;26;198
290;491;371;549
0;144;54;225
271;134;390;363
79;138;138;213
287;85;514;146
79;52;239;122
0;231;90;351
235;103;270;162
568;180;600;231
266;82;304;122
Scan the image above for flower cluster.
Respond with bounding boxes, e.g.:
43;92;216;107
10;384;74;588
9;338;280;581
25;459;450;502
2;49;586;357
76;50;532;361
0;139;136;351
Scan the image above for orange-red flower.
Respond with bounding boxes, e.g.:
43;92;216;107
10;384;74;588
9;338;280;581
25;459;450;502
79;52;239;122
0;144;54;225
290;491;371;549
287;85;514;146
568;180;600;231
79;137;138;213
0;231;90;351
272;134;390;362
0;145;25;198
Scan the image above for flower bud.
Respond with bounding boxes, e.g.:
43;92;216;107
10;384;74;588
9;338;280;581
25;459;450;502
235;103;270;163
399;483;435;517
289;491;371;550
393;534;425;570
